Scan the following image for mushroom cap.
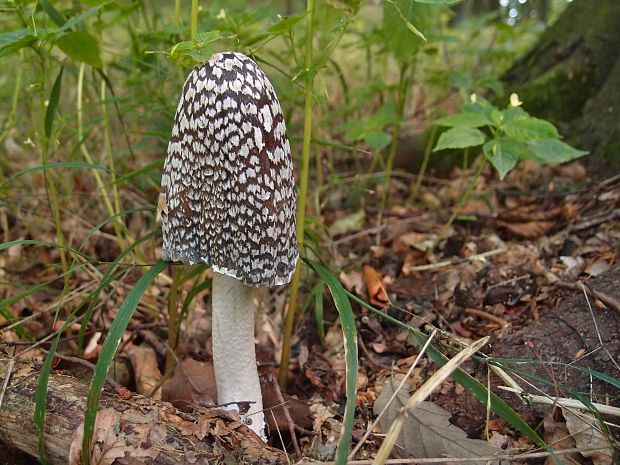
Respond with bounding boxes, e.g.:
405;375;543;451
161;52;298;287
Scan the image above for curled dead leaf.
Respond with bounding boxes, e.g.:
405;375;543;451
127;344;163;399
363;265;389;307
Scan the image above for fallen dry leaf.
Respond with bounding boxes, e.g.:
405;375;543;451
329;209;365;236
395;231;438;252
127;344;163;399
339;269;365;296
69;408;161;465
563;408;614;465
585;259;611;277
162;358;216;408
542;410;582;465
363;265;389;307
373;378;500;464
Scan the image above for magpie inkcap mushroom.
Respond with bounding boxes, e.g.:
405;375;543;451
160;51;298;440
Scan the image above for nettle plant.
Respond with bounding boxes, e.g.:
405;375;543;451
433;93;588;179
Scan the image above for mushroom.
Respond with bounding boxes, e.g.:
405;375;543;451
160;51;298;440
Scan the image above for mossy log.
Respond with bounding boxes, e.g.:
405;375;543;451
0;359;287;465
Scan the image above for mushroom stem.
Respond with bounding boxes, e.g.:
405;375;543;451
211;271;266;441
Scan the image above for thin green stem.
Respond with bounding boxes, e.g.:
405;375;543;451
279;0;316;390
100;79;122;231
191;0;198;41
0;50;24;148
77;64;127;252
381;62;409;209
411;125;438;201
442;157;487;235
39;57;68;279
376;62;409;244
175;0;181;27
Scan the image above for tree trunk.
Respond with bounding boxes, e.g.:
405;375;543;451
0;360;287;465
502;0;620;177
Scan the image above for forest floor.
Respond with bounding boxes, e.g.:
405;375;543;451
1;158;619;464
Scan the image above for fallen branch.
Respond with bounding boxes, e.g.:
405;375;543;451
0;358;287;465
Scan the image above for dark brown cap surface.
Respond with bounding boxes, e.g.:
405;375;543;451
161;52;298;287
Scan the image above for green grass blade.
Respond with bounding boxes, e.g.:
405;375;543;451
82;260;166;465
34;323;69;465
305;259;358;465
0;162;108;189
0;262;90;340
77;207;152;252
346;291;565;465
315;281;325;345
77;231;157;351
488;358;620;390
179;278;211;323
40;0;66;27
44;65;64;138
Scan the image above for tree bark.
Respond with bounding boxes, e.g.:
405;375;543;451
502;0;620;177
0;359;287;465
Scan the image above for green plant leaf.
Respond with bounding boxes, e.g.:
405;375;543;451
483;139;524;179
40;0;67;27
56;31;102;67
82;260;166;465
502;107;528;125
528;139;589;165
0;29;36;57
267;13;306;34
435;112;491;128
433;127;485;151
45;65;64;138
504;117;559;142
415;0;460;4
383;0;436;60
305;259;358;465
168;31;226;66
464;96;501;125
364;131;392;151
59;7;102;33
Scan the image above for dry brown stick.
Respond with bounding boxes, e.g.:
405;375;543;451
0;359;287;465
554;279;620;314
42;350;122;389
463;308;509;328
267;367;302;456
570;208;620;232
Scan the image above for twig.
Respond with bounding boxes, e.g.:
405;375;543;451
579;282;620;373
463;308;509;328
0;356;15;410
570;208;620;232
44;351;121;389
358;337;403;373
490;363;620;417
553;279;620;315
267;367;301;456
408;248;506;272
270;410;292;465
